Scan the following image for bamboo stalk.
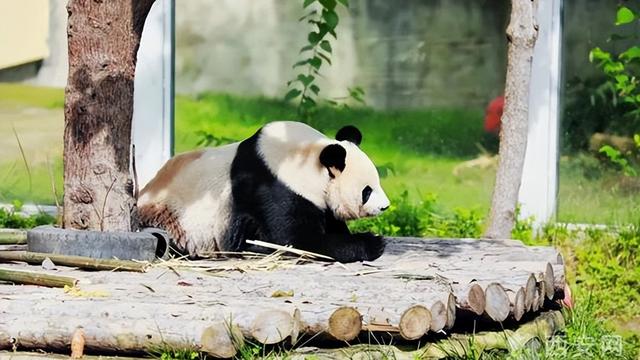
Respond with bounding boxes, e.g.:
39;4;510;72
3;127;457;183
0;251;148;272
0;229;27;244
0;267;77;287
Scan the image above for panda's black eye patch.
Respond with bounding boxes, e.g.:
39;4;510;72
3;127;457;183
362;186;372;204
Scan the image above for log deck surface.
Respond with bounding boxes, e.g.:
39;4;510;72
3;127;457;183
0;237;565;357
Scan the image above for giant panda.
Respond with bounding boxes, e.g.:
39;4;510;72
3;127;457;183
137;121;390;263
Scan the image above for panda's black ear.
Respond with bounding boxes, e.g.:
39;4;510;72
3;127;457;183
320;144;346;177
336;125;362;146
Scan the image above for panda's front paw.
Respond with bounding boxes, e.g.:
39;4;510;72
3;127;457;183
356;232;386;261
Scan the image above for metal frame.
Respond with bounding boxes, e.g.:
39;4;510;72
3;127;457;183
518;0;563;226
132;0;175;188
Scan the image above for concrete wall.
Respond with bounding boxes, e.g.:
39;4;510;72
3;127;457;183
17;0;634;109
174;0;509;108
0;0;49;69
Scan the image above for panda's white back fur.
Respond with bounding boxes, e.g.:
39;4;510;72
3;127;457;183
139;121;336;256
258;121;333;209
138;142;238;256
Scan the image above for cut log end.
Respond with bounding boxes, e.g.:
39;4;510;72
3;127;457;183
445;293;456;329
467;283;486;315
544;263;555;300
429;301;447;333
201;322;242;358
328;307;362;342
70;327;85;359
485;283;510;322
508;287;526;321
525;274;536;311
399;305;431;340
250;310;294;345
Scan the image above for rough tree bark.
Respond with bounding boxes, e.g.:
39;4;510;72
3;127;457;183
484;0;538;239
64;0;155;231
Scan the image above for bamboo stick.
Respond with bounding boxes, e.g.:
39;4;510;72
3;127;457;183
0;267;77;287
0;229;27;244
0;251;148;272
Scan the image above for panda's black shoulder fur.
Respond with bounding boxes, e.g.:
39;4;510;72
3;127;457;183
224;128;385;263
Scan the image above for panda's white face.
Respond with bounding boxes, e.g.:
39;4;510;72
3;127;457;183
325;142;390;221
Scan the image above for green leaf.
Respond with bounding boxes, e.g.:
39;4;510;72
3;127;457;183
310;84;320;95
317;52;332;65
603;61;624;74
633;134;640;148
284;88;302;102
318;0;337;10
616;6;635;26
297;74;315;86
620;46;640;61
303;0;316;8
298;10;317;21
589;47;611;63
320;40;332;53
293;59;309;68
308;31;322;45
322;9;339;29
309;57;322;70
299;44;314;53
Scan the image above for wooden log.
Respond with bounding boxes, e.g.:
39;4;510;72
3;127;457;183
201;322;243;358
398;305;431;340
0;229;27;244
0;251;148;272
288;311;565;359
445;293;456;329
429;301;447;333
484;283;510;322
250;310;295;344
507;287;526;321
70;327;85;359
328;307;362;342
0;352;142;360
544;263;555;300
0;268;77;288
524;273;536;311
537;282;546;310
454;282;485;315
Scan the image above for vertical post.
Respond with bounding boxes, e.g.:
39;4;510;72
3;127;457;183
518;0;563;226
133;0;175;189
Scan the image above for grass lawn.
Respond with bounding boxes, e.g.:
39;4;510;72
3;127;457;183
2;83;640;225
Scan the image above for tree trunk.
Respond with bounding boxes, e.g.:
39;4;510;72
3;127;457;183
484;0;538;239
63;0;155;231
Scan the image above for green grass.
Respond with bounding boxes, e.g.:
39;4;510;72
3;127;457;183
176;92;494;213
0;83;64;109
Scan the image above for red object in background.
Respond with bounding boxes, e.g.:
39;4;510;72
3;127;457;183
484;95;504;134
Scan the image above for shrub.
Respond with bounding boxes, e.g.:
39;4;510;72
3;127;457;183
0;201;56;229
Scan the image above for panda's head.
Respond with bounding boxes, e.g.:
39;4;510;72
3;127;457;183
320;125;390;221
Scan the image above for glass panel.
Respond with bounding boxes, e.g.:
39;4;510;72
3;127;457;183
558;0;640;224
175;0;509;236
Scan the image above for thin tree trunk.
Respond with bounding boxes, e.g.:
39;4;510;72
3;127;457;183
64;0;155;231
484;0;538;239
